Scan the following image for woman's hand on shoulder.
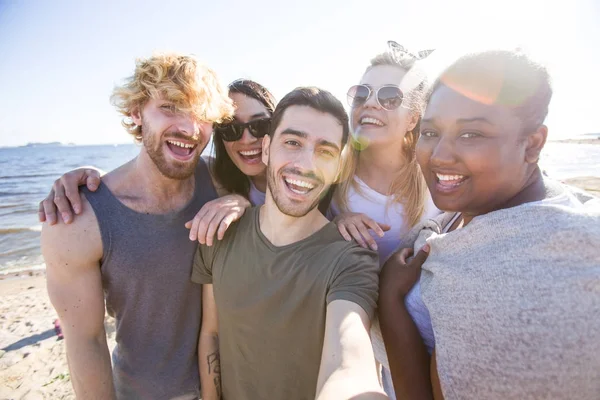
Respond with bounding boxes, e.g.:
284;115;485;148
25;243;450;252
38;167;103;225
379;245;430;304
333;212;391;251
185;194;251;246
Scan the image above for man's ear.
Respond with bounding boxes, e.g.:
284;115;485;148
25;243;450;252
525;124;548;164
131;107;142;127
262;134;271;165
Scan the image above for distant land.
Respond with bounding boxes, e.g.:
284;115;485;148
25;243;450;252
0;142;131;149
22;141;65;147
549;133;600;145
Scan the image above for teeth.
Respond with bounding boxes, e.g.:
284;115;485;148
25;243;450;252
167;140;195;149
284;178;315;189
436;174;465;181
360;117;384;126
239;149;261;156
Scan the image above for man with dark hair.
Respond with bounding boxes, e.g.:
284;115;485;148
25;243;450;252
194;87;387;400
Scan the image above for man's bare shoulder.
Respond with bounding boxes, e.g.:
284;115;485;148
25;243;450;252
41;193;102;267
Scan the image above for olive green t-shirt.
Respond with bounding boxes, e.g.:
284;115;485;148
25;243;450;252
191;206;379;400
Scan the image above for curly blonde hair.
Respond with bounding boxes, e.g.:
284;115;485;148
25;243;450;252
111;53;234;141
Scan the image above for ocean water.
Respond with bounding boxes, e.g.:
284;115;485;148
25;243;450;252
0;144;140;273
0;141;598;273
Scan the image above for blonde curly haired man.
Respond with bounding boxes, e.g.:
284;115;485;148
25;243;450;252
42;53;233;400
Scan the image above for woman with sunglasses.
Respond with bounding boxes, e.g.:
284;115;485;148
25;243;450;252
330;48;440;399
333;49;439;256
210;79;274;204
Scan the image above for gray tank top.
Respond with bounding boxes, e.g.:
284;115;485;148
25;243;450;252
82;159;217;400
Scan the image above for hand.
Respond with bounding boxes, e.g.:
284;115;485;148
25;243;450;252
333;212;391;251
185;194;251;246
379;244;430;303
396;248;413;265
38;167;103;225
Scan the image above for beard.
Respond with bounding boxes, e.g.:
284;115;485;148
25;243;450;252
141;120;200;180
266;163;326;218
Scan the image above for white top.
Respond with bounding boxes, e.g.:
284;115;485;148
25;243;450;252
330;176;440;265
248;180;266;206
404;212;461;354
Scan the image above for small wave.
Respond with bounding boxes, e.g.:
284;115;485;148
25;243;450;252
0;263;46;275
0;173;59;180
0;244;40;257
0;207;39;217
0;191;42;196
0;226;42;235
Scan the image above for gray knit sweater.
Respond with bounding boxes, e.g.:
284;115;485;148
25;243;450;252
372;189;600;399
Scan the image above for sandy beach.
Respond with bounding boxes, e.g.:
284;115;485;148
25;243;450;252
1;178;598;399
0;272;115;400
563;176;600;197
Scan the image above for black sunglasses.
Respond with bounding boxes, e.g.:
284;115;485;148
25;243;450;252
214;118;271;142
347;84;404;111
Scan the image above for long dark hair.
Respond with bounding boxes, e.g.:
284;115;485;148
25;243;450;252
212;79;277;197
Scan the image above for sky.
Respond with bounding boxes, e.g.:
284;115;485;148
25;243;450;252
0;0;599;147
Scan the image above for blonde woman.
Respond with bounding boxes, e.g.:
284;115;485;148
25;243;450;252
330;46;440;398
332;47;439;262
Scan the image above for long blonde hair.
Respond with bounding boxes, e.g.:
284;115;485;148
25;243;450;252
334;52;429;229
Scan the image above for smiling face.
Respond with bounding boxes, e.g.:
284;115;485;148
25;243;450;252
417;84;536;216
222;92;270;177
132;98;212;180
351;65;418;147
262;105;343;218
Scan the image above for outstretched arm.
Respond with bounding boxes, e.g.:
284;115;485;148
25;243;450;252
42;197;115;399
316;300;388;400
199;284;221;400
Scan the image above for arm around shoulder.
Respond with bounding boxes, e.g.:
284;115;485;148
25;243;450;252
41;196;115;399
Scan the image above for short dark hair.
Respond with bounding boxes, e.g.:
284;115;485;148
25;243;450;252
212;79;277;197
430;50;553;132
269;87;350;149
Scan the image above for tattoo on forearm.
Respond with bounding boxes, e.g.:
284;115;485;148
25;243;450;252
207;350;220;374
214;376;222;399
207;336;221;398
